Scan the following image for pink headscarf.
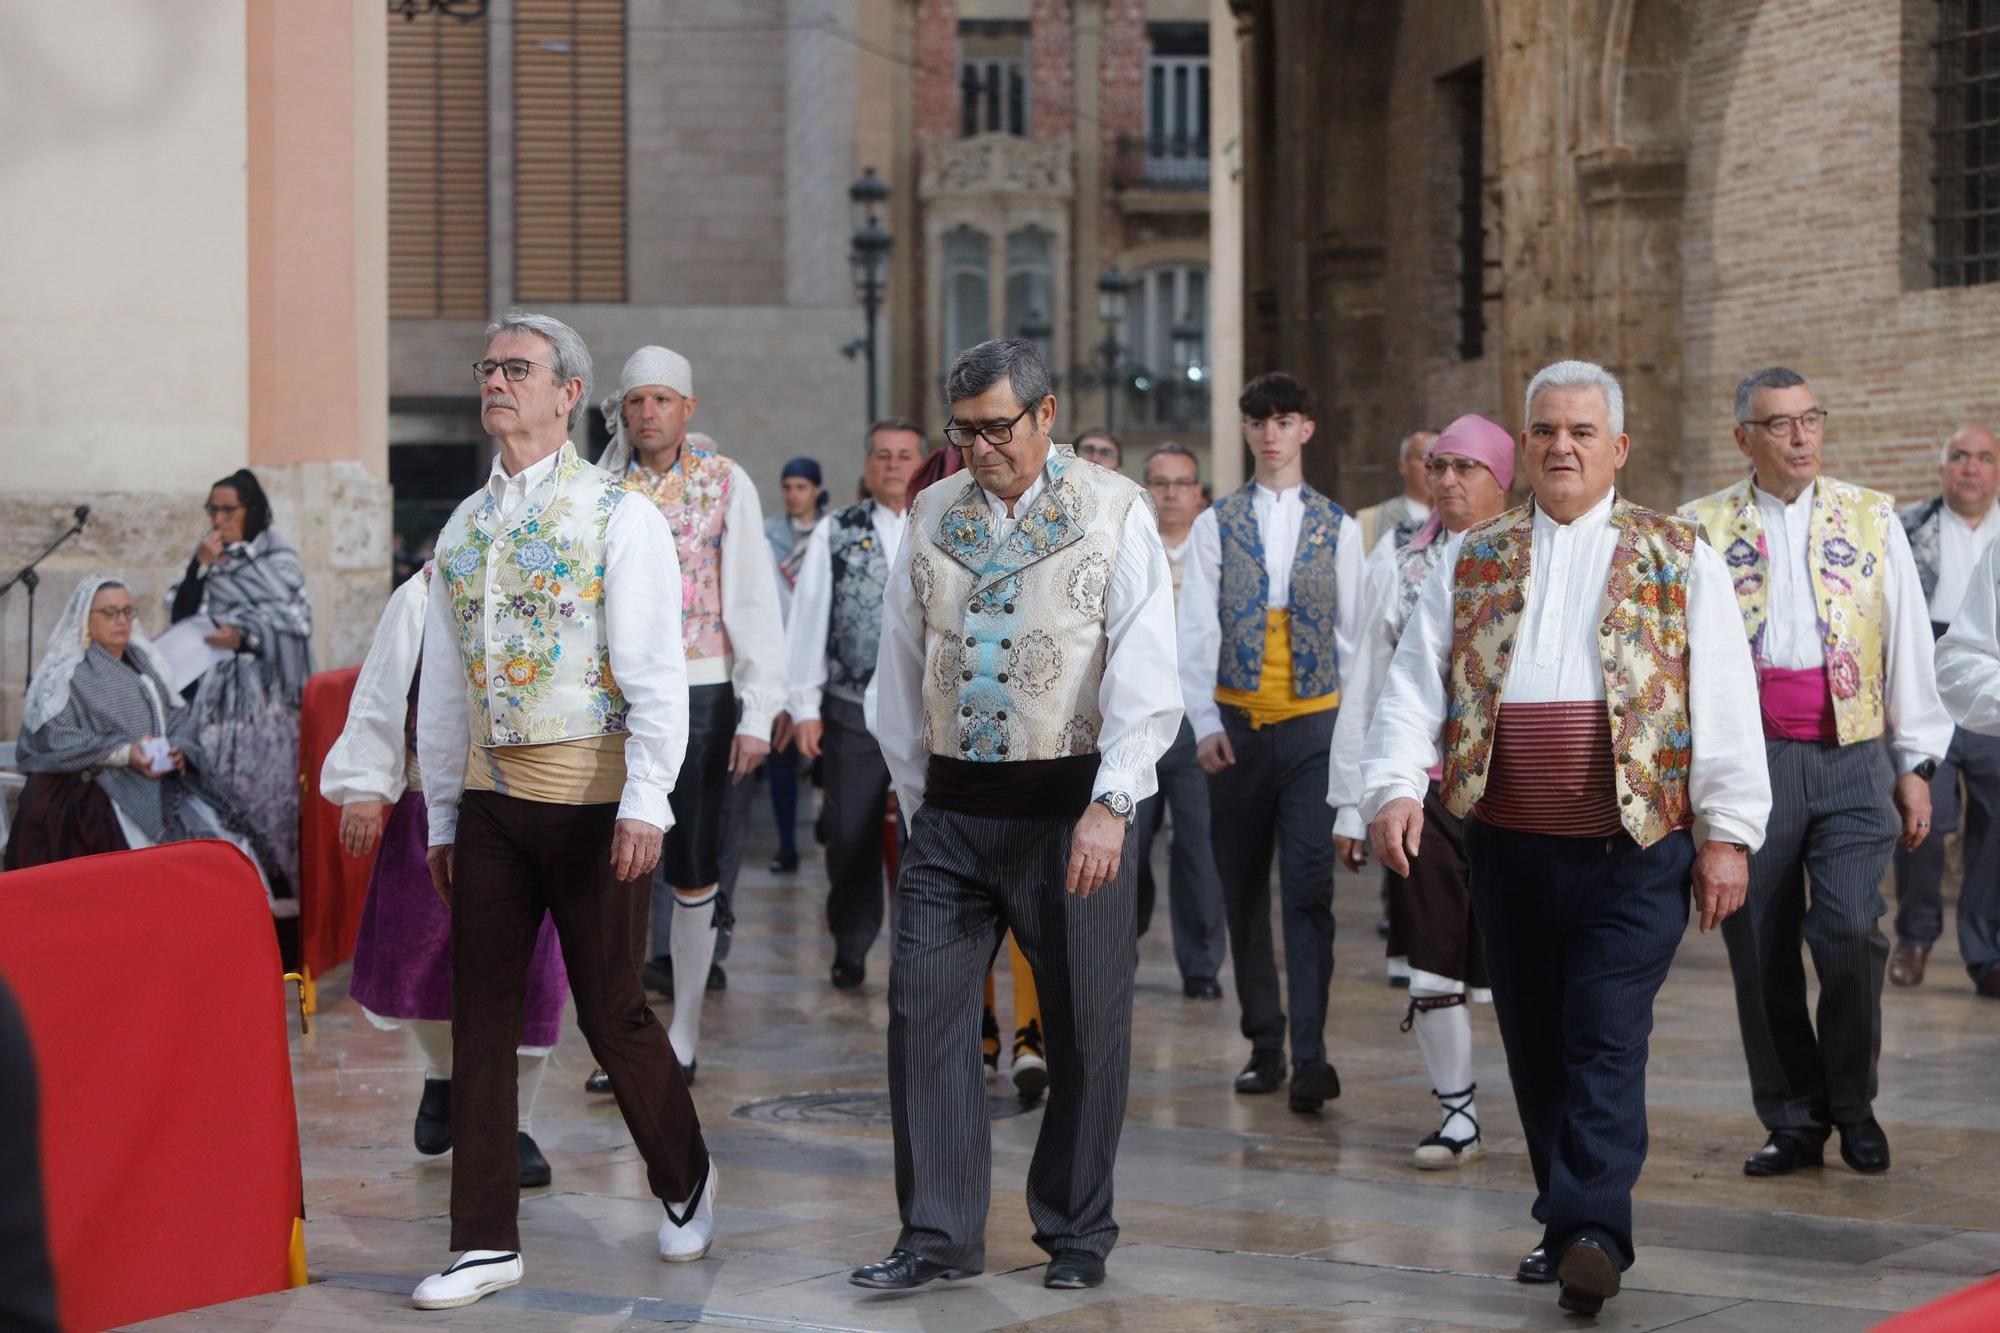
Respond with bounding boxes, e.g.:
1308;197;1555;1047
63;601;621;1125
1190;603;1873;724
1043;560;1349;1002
1408;413;1516;549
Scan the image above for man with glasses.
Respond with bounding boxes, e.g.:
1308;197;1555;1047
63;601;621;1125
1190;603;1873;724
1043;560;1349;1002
1073;427;1122;472
1684;367;1952;1180
854;338;1179;1293
1888;426;2000;992
1355;430;1437;551
1132;443;1228;998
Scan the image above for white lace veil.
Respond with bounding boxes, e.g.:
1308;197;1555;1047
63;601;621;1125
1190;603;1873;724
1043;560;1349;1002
22;576;160;733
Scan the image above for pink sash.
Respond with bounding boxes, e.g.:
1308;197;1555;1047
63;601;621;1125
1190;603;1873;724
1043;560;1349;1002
1758;665;1838;742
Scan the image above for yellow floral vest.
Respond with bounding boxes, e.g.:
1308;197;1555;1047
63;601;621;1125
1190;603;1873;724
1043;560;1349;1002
1438;500;1698;848
1679;475;1891;744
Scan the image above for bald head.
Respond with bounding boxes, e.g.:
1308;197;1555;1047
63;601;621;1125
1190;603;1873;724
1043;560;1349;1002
1942;425;2000;521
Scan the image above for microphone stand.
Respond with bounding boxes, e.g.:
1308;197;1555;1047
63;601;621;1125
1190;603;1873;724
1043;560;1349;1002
1;508;90;692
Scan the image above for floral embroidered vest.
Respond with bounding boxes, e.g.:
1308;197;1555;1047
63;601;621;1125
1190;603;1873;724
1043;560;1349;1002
908;454;1142;763
436;441;630;745
1212;483;1346;698
623;433;732;662
826;501;889;701
1439;500;1698;848
1681;475;1891;744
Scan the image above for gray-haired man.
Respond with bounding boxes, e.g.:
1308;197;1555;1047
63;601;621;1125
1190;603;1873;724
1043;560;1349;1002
1355;430;1437;550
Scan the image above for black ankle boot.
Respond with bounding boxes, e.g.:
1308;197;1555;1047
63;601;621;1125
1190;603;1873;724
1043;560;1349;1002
414;1078;451;1155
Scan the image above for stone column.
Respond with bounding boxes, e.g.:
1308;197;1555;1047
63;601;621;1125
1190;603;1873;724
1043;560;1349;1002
1208;0;1245;493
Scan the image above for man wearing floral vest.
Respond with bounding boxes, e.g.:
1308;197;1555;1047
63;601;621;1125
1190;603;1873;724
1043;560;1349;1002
1176;371;1363;1113
1682;367;1952;1181
1363;360;1769;1315
596;345;788;1088
411;312;712;1310
783;417;925;989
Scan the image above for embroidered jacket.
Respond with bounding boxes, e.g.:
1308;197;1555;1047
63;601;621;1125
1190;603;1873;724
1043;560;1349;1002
1899;495;1945;606
1212;482;1346;697
1438;500;1699;848
1681;475;1892;744
825;500;889;700
907;454;1143;762
436;441;629;745
623;433;733;661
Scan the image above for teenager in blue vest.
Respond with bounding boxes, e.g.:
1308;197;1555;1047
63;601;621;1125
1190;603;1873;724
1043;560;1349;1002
1177;372;1364;1111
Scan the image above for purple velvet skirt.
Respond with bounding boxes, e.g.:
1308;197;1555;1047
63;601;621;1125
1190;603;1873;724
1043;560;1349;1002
347;791;568;1048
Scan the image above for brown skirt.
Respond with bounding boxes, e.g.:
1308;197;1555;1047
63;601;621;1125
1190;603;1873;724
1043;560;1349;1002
1386;784;1487;991
4;772;129;872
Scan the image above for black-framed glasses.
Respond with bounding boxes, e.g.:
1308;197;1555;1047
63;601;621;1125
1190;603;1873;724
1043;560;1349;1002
472;358;557;384
944;404;1033;451
1740;408;1828;441
1424;457;1490;478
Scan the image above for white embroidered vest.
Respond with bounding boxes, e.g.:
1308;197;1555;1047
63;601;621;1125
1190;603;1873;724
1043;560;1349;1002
435;441;632;745
907;454;1142;763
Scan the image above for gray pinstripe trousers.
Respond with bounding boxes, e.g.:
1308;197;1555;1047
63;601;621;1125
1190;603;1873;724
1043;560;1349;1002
1724;740;1900;1134
887;803;1137;1270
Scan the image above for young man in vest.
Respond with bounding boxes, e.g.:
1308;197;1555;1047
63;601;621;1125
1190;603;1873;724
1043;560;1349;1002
596;346;788;1087
783;418;925;988
1177;371;1364;1111
411;312;713;1309
1683;367;1952;1178
1365;359;1769;1314
855;338;1180;1293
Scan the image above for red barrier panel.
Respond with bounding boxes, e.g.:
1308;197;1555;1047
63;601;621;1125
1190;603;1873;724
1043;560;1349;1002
298;666;374;976
1875;1274;2000;1331
0;842;303;1331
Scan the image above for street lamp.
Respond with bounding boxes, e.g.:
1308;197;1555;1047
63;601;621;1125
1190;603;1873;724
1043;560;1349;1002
1095;265;1135;432
848;167;892;425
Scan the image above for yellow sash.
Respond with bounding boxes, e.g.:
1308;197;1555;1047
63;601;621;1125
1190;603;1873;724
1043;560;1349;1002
1214;611;1341;728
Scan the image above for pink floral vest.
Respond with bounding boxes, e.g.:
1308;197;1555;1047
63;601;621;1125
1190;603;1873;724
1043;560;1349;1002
624;435;733;661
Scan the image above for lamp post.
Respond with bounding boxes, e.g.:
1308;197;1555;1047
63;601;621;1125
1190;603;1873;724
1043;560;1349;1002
1095;265;1134;432
848;167;892;426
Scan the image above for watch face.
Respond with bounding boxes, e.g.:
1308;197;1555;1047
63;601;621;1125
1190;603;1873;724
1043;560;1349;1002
1101;792;1133;817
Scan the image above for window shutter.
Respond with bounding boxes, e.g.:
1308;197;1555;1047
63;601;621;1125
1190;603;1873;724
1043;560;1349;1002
388;12;489;319
514;0;626;302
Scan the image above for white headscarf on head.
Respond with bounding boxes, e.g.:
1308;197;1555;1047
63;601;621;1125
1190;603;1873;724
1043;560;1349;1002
23;575;160;733
597;345;695;476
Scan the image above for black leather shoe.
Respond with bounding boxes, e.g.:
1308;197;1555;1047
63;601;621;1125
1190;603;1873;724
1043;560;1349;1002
769;852;799;874
1182;976;1223;1000
414;1078;451;1155
643;955;674;996
1234;1049;1286;1095
681;1059;697;1087
1556;1238;1620;1315
831;959;865;990
584;1067;613;1095
1288;1058;1341;1112
1043;1249;1105;1289
1743;1129;1825;1176
1837;1117;1890;1174
848;1249;979;1289
1516;1246;1555;1283
707;962;727;992
516;1131;551;1188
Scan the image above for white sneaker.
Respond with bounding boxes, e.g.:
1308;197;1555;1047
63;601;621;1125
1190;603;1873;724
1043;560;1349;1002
658;1162;718;1262
410;1250;522;1309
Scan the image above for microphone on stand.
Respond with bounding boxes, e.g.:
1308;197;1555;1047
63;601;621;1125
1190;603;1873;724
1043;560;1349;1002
74;504;90;528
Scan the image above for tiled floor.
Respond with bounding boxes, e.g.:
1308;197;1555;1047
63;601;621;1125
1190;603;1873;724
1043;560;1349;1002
141;817;2000;1330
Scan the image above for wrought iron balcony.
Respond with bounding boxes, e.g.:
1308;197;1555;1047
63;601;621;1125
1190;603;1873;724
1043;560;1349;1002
1113;134;1210;190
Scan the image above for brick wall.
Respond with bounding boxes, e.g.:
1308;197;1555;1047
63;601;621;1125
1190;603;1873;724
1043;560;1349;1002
1097;0;1147;262
1030;0;1075;141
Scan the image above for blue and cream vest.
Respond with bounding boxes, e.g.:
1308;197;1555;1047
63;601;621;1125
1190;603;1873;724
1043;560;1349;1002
1213;482;1346;698
826;501;890;702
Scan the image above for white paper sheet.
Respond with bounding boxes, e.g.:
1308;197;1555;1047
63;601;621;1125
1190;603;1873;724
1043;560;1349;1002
151;616;233;693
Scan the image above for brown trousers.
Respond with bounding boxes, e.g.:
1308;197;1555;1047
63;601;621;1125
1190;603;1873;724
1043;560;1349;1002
450;790;708;1251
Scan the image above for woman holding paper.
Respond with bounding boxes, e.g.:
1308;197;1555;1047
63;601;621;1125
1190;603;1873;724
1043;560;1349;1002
5;577;286;897
167;469;315;898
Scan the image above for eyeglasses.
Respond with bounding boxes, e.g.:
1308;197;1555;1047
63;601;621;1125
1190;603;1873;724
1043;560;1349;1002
472;358;557;384
1075;443;1120;462
204;503;243;517
944;404;1034;451
1145;476;1200;491
1740;408;1828;441
91;606;138;621
1424;457;1490;478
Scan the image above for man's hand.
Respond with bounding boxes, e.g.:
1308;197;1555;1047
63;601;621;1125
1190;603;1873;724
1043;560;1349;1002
771;711;796;753
1333;834;1369;872
195;530;225;568
1066;803;1126;897
204;621;243;651
1893;770;1934;851
1368;797;1424;877
168;745;185;773
340;800;390;858
794;719;825;760
1196;732;1236;775
1692;840;1749;932
426;845;454;906
610;818;664;882
729;733;770;783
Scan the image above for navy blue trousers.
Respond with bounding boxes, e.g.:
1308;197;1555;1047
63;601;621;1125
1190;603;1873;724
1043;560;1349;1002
1464;818;1693;1270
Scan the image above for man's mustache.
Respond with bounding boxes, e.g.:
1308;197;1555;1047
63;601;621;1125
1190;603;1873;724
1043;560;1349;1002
484;393;517;411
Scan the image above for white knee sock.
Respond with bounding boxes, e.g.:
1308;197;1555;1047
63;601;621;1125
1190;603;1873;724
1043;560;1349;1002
516;1050;547;1135
667;890;718;1067
1411;997;1477;1132
412;1019;453;1081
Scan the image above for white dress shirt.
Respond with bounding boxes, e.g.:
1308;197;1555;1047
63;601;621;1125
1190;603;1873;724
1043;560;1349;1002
873;466;1183;815
1327;532;1422;841
1752;482;1952;771
1931;501;2000;625
785;500;909;722
1937;536;2000;735
320;570;429;806
691;461;789;740
418;446;691;845
1358;491;1771;852
1176;484;1366;740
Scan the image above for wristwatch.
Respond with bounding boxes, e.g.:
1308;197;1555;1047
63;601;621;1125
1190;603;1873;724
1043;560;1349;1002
1093;791;1134;821
1913;759;1939;781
